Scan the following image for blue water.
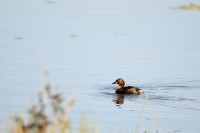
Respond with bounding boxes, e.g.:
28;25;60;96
0;0;200;133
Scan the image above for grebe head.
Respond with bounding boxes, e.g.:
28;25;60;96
112;78;125;88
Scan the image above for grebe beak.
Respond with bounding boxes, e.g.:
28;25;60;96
112;81;118;84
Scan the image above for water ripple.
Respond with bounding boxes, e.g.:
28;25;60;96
93;81;200;110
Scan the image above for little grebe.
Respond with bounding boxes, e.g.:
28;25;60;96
112;78;144;94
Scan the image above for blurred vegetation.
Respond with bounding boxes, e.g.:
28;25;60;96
69;34;78;38
4;82;99;133
180;3;200;10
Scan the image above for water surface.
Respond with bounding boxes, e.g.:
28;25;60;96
0;0;200;133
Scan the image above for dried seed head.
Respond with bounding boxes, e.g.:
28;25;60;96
67;98;76;108
45;83;51;93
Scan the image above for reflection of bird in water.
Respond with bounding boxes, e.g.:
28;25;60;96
112;78;144;94
113;94;125;105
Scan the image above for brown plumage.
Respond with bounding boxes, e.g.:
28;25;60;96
112;78;144;94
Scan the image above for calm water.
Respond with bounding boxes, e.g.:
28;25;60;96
0;0;200;133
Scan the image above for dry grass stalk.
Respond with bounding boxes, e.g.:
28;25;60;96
147;113;161;133
78;113;99;133
134;96;148;133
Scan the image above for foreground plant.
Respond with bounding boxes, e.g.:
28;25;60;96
5;82;98;133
